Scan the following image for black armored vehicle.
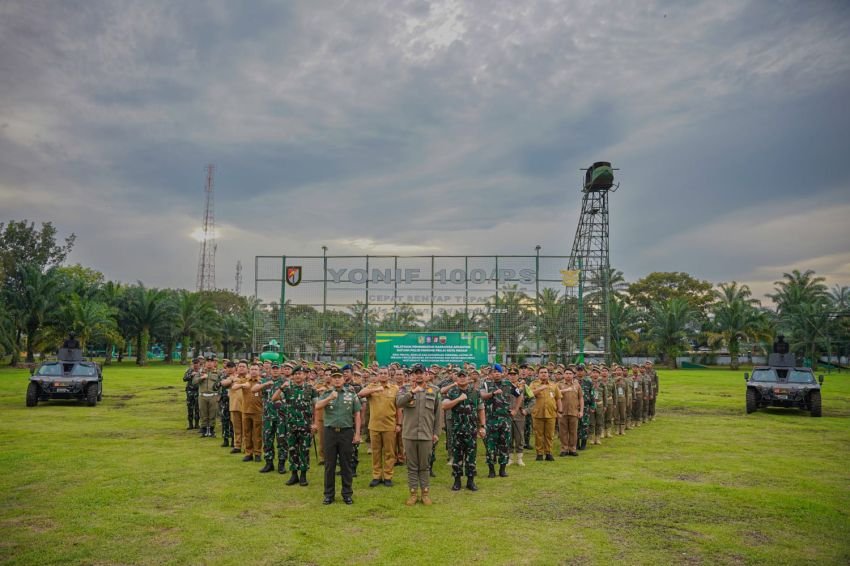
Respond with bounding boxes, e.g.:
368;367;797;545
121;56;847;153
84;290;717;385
26;341;103;407
745;336;823;417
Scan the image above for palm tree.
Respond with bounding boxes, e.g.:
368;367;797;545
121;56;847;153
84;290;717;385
768;270;831;369
15;265;62;362
221;313;250;359
830;285;849;310
485;285;533;361
174;290;218;363
125;284;174;366
98;281;124;364
62;295;121;351
768;270;829;313
609;294;639;364
710;282;763;369
646;297;695;368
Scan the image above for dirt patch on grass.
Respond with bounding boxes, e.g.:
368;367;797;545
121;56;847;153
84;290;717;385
742;530;771;546
104;393;136;409
0;515;58;533
152;386;177;390
676;474;703;482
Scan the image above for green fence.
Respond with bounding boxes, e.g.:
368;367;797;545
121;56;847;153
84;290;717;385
253;255;610;364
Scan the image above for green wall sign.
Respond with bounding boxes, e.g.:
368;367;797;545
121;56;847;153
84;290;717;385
375;332;489;367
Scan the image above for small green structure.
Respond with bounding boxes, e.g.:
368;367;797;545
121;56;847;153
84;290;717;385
258;339;287;364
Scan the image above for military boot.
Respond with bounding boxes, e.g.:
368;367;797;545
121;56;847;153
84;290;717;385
285;471;299;486
466;476;478;492
578;439;586;450
517;453;525;466
186;418;194;430
499;464;508;477
299;471;308;486
193;418;200;430
221;435;229;447
278;460;287;474
421;488;433;506
451;476;462;491
507;453;514;466
487;464;496;478
593;434;601;446
406;489;419;506
429;467;436;478
259;460;274;473
209;426;216;438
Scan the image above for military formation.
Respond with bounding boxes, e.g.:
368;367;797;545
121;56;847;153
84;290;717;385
182;356;659;506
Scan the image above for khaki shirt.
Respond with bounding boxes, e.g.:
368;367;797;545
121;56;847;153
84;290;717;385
532;382;561;418
228;376;246;412
561;382;582;417
242;376;263;415
192;371;218;394
397;385;441;441
366;383;399;432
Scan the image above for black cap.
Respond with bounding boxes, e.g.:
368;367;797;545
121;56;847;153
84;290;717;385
292;365;304;373
456;370;467;377
411;364;425;373
205;354;217;361
342;364;353;371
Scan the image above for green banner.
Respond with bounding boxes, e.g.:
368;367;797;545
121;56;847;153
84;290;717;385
375;332;489;367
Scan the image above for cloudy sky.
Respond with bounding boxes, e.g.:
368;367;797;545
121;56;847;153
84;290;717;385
1;0;849;301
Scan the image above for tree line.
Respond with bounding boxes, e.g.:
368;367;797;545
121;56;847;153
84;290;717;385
1;220;848;368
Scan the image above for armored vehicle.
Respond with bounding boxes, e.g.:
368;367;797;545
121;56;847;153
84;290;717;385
26;346;103;407
745;337;823;417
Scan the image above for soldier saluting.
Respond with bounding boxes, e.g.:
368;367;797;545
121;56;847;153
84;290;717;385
442;370;485;492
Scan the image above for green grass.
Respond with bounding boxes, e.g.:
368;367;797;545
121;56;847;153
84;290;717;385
1;363;849;565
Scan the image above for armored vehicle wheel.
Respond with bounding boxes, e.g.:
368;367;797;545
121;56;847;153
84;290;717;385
746;388;757;414
26;383;39;407
86;384;98;406
810;391;822;417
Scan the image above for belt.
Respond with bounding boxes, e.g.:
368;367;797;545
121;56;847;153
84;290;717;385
325;426;353;432
201;392;217;397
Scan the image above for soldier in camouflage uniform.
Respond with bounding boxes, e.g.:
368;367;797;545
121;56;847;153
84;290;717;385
256;364;287;474
480;366;513;478
590;368;605;445
442;371;486;492
602;367;615;438
182;357;202;430
645;361;659;421
612;366;629;435
578;365;595;450
216;361;235;448
438;370;457;464
519;364;534;449
273;365;316;486
630;365;643;428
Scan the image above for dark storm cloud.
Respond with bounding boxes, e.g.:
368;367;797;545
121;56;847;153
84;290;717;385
1;0;849;295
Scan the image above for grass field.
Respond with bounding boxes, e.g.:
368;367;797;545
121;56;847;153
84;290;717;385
1;364;848;565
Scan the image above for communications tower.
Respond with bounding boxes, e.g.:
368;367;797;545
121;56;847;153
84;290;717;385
568;161;618;362
196;164;216;292
235;260;243;295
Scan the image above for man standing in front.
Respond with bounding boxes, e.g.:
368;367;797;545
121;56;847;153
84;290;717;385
182;357;202;430
234;362;263;462
193;355;219;438
531;367;562;461
480;365;513;479
360;367;400;488
442;370;485;492
274;365;316;486
216;361;235;448
220;360;248;455
316;372;361;505
254;363;286;474
558;369;583;456
397;364;441;505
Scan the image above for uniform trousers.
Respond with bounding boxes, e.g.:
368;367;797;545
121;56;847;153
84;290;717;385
510;416;525;452
230;410;243;449
403;438;432;490
558;414;578;452
241;412;262;456
199;393;218;428
533;417;555;455
370;429;397;480
323;426;354;499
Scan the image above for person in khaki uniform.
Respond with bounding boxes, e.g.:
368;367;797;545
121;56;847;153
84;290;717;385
359;367;400;487
531;367;562;461
612;366;629;435
630;365;643;428
193;354;220;438
233;363;263;462
393;368;408;466
220;360;248;454
602;367;615;438
397;365;441;506
590;368;606;445
558;369;583;456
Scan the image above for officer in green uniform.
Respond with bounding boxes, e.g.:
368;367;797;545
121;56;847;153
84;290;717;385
437;371;457;465
256;364;286;474
216;361;235;447
480;365;513;478
342;364;362;477
519;364;534;449
273;365;316;486
630;365;643;428
590;368;605;445
443;370;486;492
577;364;595;450
612;366;629;435
646;361;659;420
182;357;202;430
316;372;362;505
